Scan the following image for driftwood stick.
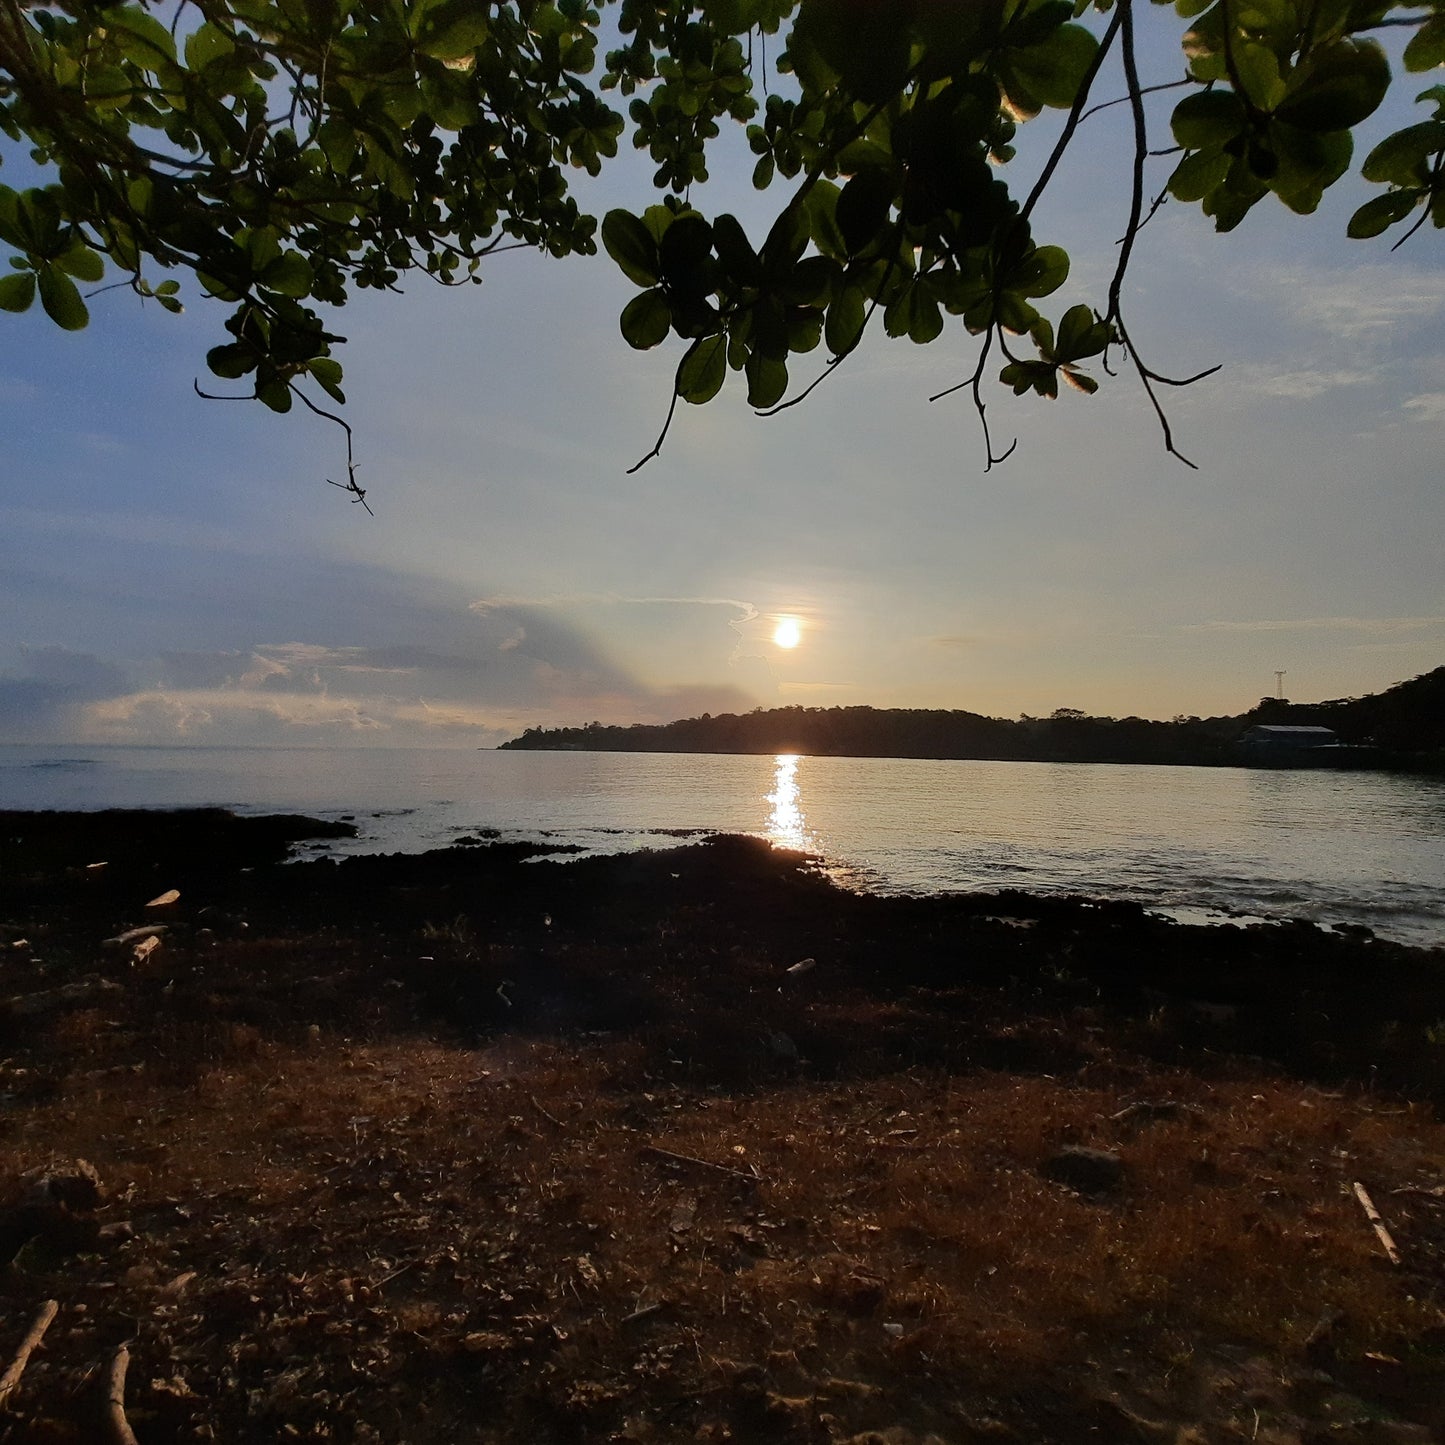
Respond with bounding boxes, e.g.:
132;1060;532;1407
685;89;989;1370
642;1144;760;1184
1353;1181;1401;1265
0;1300;59;1410
528;1093;564;1128
105;1345;139;1445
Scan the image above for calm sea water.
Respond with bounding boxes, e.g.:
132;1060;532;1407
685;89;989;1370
2;744;1443;947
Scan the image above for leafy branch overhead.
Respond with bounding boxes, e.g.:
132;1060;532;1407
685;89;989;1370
0;0;1440;475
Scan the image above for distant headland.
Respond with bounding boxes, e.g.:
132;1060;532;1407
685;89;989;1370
500;666;1445;770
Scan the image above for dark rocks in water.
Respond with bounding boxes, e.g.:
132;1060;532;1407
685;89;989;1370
1043;1146;1123;1194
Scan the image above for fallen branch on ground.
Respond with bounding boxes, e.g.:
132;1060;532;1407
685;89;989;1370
0;1300;59;1411
1353;1181;1401;1265
105;1345;138;1445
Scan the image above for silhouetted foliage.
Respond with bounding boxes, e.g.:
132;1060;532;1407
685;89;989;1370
2;0;1442;479
501;667;1445;767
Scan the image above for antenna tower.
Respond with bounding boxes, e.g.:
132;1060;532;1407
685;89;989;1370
1274;670;1286;700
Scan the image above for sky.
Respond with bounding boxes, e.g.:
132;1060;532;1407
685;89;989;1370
2;10;1443;749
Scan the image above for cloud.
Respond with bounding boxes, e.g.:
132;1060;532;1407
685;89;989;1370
1242;368;1377;401
1403;392;1445;423
0;646;130;740
1185;616;1445;635
470;593;759;621
1253;262;1445;340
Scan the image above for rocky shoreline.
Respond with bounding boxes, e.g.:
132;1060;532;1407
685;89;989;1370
2;810;1443;1442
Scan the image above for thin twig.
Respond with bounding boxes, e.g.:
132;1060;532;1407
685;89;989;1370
1353;1180;1401;1265
627;379;682;474
291;386;374;514
1078;75;1195;125
929;329;1017;469
105;1345;139;1445
528;1093;564;1128
0;1300;59;1411
1020;3;1126;224
642;1143;760;1184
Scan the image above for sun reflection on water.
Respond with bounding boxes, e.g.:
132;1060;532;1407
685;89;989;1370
766;753;815;852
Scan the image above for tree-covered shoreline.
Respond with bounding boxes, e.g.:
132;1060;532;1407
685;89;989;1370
500;665;1445;768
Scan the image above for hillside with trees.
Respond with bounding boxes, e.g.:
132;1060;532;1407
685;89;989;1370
500;666;1445;767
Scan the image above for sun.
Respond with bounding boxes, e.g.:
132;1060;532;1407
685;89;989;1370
773;616;802;649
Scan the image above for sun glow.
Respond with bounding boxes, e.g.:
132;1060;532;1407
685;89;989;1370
773;616;802;649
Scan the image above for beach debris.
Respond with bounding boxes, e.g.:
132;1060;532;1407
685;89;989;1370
145;889;180;909
0;1299;59;1411
1352;1181;1401;1265
882;1322;904;1338
103;925;168;951
105;1344;139;1445
1;977;120;1021
528;1092;564;1128
25;1159;104;1213
159;1270;197;1299
8;939;30;953
641;1143;760;1185
85;861;108;871
1043;1146;1123;1194
131;935;161;967
496;981;514;1008
786;957;817;975
1110;1100;1206;1129
669;1196;698;1234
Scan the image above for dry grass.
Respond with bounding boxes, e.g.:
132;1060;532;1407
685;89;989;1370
5;1014;1443;1442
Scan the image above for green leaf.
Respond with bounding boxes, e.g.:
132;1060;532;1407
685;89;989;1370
1347;189;1422;239
1362;122;1445;187
778;255;839;307
1404;16;1445;74
602;210;660;287
0;270;35;313
712;214;761;285
1276;39;1390;133
620;288;672;349
1003;23;1099;110
835;169;895;256
1168;147;1231;202
761;203;810;271
206;342;254;379
107;6;177;69
307;357;346;404
1171;90;1246;150
258;379;293;413
1054;303;1107;361
658;213;714;285
824;285;866;356
1061;366;1098;394
37;265;87;330
261;252;313;298
414;0;491;60
1268;123;1352;213
677;334;727;404
1233;42;1285;111
184;22;234;72
1007;244;1069;298
55;242;104;283
745;348;788;408
805;180;847;261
